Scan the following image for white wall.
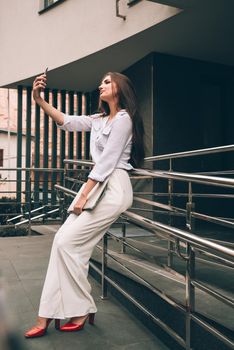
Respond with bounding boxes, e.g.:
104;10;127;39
0;0;180;86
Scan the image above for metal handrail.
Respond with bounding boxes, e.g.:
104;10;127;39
15;208;59;226
55;182;234;348
61;159;234;230
54;182;234;272
62;159;234;188
63;159;94;166
191;211;234;229
6;205;47;223
144;144;234;162
1;167;64;172
100;213;234;349
56;156;234;350
132;168;234;188
133;193;234;198
55;184;77;197
123;211;234;262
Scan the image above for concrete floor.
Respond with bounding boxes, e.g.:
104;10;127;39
0;231;169;350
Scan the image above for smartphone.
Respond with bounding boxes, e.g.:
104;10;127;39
44;67;48;75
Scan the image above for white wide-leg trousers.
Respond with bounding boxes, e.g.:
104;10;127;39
38;169;133;319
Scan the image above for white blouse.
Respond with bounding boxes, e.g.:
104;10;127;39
57;110;133;182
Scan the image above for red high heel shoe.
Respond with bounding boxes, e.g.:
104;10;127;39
60;313;95;332
24;318;60;338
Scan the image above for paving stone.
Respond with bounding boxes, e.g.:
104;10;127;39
0;234;169;350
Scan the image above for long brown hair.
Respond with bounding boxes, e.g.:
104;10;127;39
98;72;145;168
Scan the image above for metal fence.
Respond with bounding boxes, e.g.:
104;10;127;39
0;167;64;230
53;144;234;350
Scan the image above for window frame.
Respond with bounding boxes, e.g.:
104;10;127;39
0;149;3;167
128;0;141;6
38;0;66;15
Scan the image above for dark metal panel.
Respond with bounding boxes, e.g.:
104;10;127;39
76;92;82;159
25;87;32;167
68;91;74;162
51;89;58;168
34;103;41;206
25;87;32;207
60;90;66;185
43;89;49;204
51;90;58;205
16;86;23;205
38;0;66;15
84;92;91;159
60;90;66;165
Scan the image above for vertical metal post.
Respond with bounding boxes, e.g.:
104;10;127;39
101;233;108;299
34;103;40;207
67;91;74;180
121;222;126;254
68;91;74;163
60;90;66;185
62;162;68;223
167;241;174;268
84;92;91;159
25;87;32;167
51;90;58;206
25;87;32;208
16;86;23;206
168;158;173;222
185;243;195;350
27;169;32;236
43;89;49;205
186;182;195;231
76;92;82;159
59;192;65;224
167;158;174;267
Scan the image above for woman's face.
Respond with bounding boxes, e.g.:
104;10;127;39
99;75;118;103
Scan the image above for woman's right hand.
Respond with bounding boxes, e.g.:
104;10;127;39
31;74;64;125
33;74;47;101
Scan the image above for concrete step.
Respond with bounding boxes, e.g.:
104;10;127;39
90;232;234;350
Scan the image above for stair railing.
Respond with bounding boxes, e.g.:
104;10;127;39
55;147;233;350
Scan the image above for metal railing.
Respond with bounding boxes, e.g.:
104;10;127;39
144;144;234;162
55;146;234;350
55;179;234;348
145;144;234;182
62;158;234;230
0;167;64;231
96;211;234;350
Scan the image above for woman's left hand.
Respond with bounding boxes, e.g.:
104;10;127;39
73;195;87;215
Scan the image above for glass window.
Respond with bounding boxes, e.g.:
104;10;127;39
128;0;140;5
0;149;3;167
44;0;59;8
39;0;65;14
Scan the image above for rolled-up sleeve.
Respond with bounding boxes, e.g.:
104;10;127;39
88;115;132;182
57;113;93;131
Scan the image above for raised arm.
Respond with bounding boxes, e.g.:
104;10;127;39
33;73;93;131
33;73;64;125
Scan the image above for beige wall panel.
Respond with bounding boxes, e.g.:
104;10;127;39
0;0;180;86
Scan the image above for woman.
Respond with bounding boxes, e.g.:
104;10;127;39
25;71;145;338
